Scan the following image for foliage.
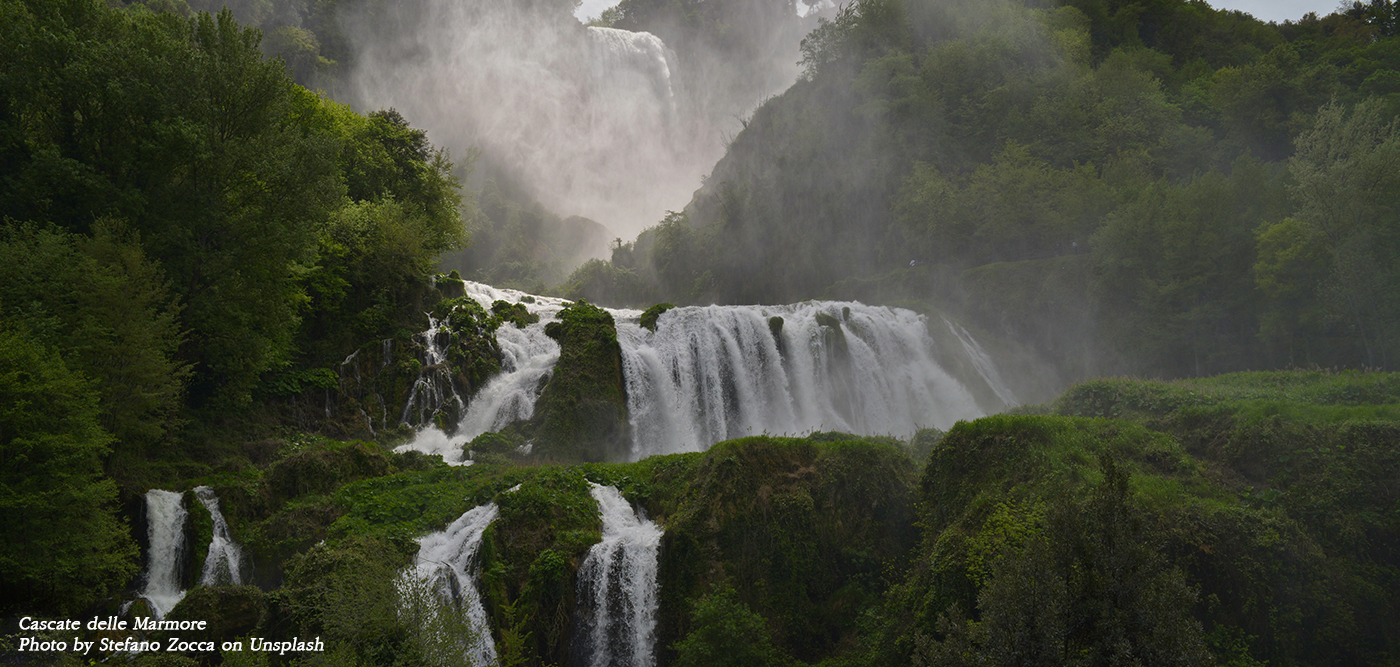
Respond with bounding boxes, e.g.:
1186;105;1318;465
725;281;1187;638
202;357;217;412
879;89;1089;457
0;222;188;457
0;327;138;614
672;586;785;667
492;300;539;328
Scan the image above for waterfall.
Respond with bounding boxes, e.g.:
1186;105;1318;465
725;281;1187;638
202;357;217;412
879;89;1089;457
575;484;663;667
616;302;985;459
452;283;570;443
194;486;243;586
402;503;500;666
397;282;571;463
397;280;1006;463
942;317;1018;409
585;27;679;132
400;314;466;429
139;490;188;619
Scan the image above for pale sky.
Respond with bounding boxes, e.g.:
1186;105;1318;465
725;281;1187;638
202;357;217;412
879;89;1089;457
1209;0;1350;23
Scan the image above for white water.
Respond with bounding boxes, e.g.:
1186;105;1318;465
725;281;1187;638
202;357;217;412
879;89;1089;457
617;302;985;458
575;484;663;667
139;490;187;618
397;280;1006;463
942;317;1018;409
400;314;466;429
194;486;243;587
397;283;571;463
402;503;500;666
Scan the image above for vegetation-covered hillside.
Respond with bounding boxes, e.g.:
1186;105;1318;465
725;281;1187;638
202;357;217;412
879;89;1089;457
7;371;1396;667
4;0;1400;666
568;0;1400;384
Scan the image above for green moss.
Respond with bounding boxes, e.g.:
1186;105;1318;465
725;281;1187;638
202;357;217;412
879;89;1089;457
480;467;601;665
186;490;214;587
767;315;783;339
532;301;630;462
491;299;539;328
640;302;676;331
655;434;918;665
165;586;266;647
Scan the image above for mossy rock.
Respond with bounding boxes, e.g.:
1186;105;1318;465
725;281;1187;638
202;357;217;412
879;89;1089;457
533;301;630;462
814;311;841;329
468;430;526;457
164;585;266;645
640;302;675;332
492;299;539;328
263;442;393;510
656;434;918;665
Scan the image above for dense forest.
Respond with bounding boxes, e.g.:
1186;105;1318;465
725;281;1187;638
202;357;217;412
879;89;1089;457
2;0;1399;665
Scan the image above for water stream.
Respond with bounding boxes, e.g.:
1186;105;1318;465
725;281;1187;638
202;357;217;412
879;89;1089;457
574;484;663;667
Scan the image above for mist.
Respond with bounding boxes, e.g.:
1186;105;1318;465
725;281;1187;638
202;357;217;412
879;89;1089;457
340;0;806;242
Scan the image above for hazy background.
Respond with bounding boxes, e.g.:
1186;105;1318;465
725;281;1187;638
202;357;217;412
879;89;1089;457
343;0;807;244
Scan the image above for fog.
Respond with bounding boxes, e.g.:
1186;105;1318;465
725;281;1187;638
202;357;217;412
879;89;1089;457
342;0;807;241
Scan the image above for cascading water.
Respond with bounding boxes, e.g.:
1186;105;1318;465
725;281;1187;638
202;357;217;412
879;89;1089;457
401;503;500;666
942;317;1018;409
400;314;466;428
396;282;571;463
574;484;663;667
194;486;243;586
139;489;188;619
616;302;986;459
585;27;679;132
397;279;1010;463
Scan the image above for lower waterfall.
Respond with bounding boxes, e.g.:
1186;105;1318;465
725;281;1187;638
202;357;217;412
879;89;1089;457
194;486;244;586
401;502;500;666
139;489;187;619
574;484;663;667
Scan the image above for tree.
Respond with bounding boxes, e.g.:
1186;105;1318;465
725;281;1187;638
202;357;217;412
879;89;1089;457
0;327;138;614
0;1;343;405
672;586;785;667
0;222;188;456
1289;98;1400;369
917;455;1212;667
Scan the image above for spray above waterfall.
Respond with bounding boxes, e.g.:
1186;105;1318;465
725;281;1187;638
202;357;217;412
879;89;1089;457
342;0;803;239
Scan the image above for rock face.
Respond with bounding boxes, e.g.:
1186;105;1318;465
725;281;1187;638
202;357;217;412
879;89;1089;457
533;301;630;462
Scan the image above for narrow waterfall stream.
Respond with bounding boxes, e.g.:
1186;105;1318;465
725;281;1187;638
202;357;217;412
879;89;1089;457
402;503;500;666
194;486;244;586
575;484;663;667
139;489;188;619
